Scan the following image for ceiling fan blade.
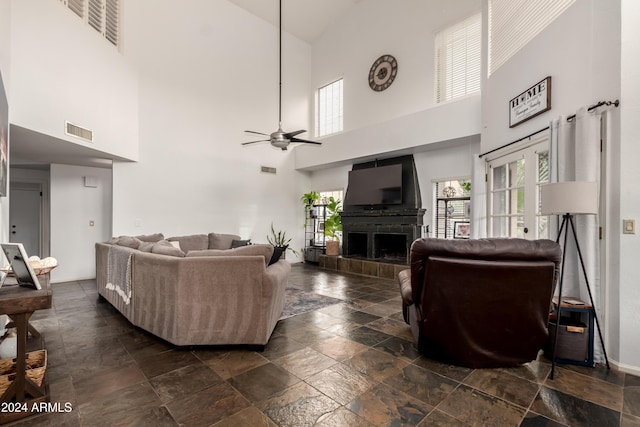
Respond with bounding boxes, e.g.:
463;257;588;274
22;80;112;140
283;129;306;138
241;139;270;145
244;130;270;136
290;137;322;145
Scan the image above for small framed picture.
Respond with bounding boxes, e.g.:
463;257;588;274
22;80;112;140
317;222;325;232
453;221;470;239
0;243;41;289
463;201;471;217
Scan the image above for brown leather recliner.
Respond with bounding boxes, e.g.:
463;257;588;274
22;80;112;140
398;238;562;368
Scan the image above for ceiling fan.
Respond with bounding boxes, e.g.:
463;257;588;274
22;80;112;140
241;0;321;151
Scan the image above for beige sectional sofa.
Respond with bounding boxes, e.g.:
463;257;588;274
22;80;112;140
95;232;290;347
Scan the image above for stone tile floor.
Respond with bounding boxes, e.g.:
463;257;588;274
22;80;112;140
6;263;640;426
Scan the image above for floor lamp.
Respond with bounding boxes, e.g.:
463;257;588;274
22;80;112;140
540;181;610;379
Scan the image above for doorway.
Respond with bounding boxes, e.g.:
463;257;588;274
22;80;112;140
9;181;48;258
486;138;550;240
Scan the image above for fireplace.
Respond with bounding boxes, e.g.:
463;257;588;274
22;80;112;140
342;155;425;265
375;233;407;261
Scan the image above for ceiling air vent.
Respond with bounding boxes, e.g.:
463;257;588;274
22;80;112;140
261;166;277;174
65;121;94;142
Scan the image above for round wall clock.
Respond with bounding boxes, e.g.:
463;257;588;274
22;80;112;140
368;54;398;92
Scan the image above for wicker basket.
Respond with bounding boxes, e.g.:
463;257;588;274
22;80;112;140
0;350;47;396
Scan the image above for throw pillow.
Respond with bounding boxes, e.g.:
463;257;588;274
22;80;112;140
231;239;251;248
138;241;154;252
167;234;208;253
208;233;242;250
186;244;274;265
151;240;185;257
111;236;142;249
135;233;165;243
268;246;287;266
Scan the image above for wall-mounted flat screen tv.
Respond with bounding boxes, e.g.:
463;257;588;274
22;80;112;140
345;164;403;205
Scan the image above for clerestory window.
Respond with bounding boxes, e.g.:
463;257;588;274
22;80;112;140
60;0;120;48
435;13;481;103
317;79;343;137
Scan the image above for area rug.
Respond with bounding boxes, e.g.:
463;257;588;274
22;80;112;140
279;288;342;320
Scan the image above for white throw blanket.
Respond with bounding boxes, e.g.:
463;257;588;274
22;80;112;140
106;245;136;305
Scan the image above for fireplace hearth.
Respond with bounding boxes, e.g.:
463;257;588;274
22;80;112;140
341;155;425;265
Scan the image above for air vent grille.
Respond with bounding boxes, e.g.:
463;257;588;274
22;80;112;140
261;166;277;174
65;121;94;142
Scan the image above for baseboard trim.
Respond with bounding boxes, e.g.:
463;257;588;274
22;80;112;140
608;358;640;377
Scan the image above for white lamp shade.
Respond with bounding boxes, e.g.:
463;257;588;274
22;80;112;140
540;181;598;215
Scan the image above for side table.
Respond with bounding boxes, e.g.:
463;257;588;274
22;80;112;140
547;296;595;367
0;276;52;424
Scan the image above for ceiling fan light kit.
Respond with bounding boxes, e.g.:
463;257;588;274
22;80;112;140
242;0;320;151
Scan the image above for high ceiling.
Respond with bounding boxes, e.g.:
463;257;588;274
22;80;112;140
227;0;363;43
11;0;363;169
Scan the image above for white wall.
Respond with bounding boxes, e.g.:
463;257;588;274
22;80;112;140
480;0;640;372
481;0;620;151
0;1;11;246
300;0;482;247
296;96;481;170
112;0;312;260
413;141;480;232
296;0;481;170
50;164;112;283
308;165;351;196
618;0;640;374
9;0;138;161
312;0;481;132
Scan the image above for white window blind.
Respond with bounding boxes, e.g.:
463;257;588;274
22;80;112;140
67;0;84;18
488;0;575;76
435;13;481;103
317;79;343;137
60;0;120;47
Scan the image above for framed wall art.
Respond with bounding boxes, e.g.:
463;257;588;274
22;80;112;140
454;221;470;239
509;76;551;128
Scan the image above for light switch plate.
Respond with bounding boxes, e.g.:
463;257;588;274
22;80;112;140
623;219;635;234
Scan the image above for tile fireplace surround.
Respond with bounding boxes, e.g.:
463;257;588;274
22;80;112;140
319;254;407;279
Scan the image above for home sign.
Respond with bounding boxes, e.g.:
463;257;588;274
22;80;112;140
509;76;551;128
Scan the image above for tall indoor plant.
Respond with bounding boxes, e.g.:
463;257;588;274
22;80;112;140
323;196;342;256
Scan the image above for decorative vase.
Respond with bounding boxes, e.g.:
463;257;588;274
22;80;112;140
325;240;340;256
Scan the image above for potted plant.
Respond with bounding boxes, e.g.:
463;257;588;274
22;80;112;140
301;191;321;228
301;191;321;209
323;196;342;256
267;223;298;258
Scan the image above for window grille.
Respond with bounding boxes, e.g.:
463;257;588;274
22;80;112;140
433;179;471;239
486;142;550;239
317;79;343;137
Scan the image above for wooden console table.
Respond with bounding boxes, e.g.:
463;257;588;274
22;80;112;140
0;276;52;424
